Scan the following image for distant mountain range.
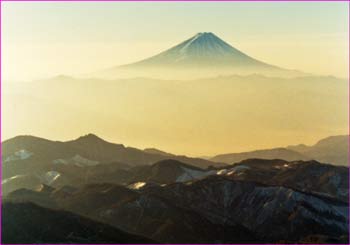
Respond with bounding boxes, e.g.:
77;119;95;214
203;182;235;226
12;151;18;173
2;133;219;169
287;135;349;166
211;147;309;164
1;134;223;195
211;135;349;166
2;133;348;196
4;73;347;159
99;32;305;79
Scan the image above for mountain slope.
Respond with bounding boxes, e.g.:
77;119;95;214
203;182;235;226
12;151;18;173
7;171;348;243
2;201;154;244
287;135;349;166
211;135;349;166
149;176;348;243
144;148;174;157
100;32;303;79
211;147;309;164
5;185;259;243
2;134;219;169
1;134;222;195
128;159;215;185
125;32;272;68
217;159;349;202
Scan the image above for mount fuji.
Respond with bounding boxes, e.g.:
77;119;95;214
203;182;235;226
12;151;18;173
125;32;273;68
99;32;304;79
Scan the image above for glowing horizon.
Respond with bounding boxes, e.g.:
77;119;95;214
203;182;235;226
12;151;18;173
2;2;349;81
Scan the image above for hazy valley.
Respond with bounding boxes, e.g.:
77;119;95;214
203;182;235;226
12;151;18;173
3;33;348;156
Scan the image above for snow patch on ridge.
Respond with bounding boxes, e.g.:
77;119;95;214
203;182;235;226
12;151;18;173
52;155;99;167
128;182;147;190
4;149;33;162
53;159;68;165
216;165;250;175
1;175;26;184
43;171;61;185
72;154;99;167
176;167;215;182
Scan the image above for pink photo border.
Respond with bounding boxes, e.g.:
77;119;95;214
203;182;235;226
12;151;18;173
0;1;348;244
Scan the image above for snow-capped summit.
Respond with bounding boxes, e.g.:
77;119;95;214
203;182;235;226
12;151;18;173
166;32;239;58
123;32;273;68
97;32;305;79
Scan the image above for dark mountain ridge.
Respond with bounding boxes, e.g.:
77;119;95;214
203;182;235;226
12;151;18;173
2;201;154;244
1;134;222;195
2;133;219;168
5;171;348;244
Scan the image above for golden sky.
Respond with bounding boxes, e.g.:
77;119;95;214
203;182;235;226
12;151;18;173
3;2;349;81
